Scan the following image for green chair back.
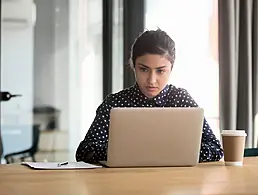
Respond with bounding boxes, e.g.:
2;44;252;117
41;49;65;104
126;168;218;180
244;148;258;157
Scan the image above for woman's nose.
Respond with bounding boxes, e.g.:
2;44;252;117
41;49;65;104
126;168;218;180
147;73;157;84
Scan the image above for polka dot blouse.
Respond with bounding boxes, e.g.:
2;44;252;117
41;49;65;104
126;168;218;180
75;83;224;163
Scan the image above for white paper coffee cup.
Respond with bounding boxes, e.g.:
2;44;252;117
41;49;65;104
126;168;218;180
221;130;247;166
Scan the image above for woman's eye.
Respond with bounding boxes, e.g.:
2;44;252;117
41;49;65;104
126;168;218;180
140;67;148;72
157;69;165;74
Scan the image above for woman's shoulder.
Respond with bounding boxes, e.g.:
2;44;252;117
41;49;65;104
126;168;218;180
167;84;198;106
166;84;190;96
114;85;135;96
103;86;135;103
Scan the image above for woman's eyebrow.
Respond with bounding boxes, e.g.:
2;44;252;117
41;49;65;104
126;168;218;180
138;63;167;69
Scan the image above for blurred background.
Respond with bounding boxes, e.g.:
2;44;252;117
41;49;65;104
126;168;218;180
0;0;256;163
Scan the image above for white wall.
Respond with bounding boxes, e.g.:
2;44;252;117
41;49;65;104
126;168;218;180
33;0;69;132
33;0;56;107
77;0;103;141
33;0;103;155
1;0;107;158
1;0;35;154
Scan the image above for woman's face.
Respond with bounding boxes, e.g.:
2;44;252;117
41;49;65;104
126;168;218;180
134;54;172;98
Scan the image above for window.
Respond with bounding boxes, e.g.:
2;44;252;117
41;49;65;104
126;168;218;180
145;0;220;138
112;0;124;93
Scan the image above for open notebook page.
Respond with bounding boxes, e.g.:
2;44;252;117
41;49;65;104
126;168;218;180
21;161;102;170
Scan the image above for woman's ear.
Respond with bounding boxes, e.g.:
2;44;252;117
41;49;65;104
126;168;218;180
133;68;137;81
128;58;136;73
129;59;134;69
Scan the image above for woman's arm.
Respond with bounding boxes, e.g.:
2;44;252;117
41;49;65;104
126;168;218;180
199;118;224;162
75;96;112;163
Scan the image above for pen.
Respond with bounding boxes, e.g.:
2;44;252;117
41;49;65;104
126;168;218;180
57;161;68;167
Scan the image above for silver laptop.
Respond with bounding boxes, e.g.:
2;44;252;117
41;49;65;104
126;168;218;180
99;107;204;167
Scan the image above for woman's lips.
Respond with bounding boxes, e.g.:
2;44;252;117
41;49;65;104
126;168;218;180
146;86;158;92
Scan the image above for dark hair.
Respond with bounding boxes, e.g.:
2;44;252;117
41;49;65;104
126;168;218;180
129;28;175;69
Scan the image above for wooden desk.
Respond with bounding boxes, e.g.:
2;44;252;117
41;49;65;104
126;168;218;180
0;157;257;195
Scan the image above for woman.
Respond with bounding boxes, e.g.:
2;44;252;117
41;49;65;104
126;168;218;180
75;29;224;163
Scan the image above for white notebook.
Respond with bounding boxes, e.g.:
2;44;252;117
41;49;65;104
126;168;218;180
21;161;102;170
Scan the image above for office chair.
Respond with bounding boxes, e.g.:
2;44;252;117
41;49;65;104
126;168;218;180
244;148;258;157
4;124;40;164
